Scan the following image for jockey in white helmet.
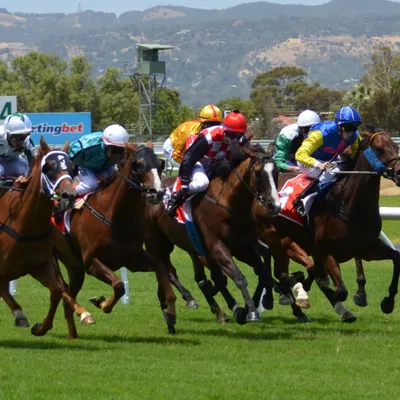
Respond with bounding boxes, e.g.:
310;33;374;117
0;112;35;180
67;124;128;196
273;110;321;173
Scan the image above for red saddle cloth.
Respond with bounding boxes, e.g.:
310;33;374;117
51;195;85;233
164;177;186;224
278;174;312;225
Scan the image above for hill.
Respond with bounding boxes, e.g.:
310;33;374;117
1;0;400;106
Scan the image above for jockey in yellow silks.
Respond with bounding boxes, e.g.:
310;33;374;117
293;106;362;216
162;105;223;169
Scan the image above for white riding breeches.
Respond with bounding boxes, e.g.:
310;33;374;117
187;162;209;194
75;165;117;196
0;157;29;178
297;162;343;185
163;138;181;169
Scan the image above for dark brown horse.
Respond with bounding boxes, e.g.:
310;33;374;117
259;129;400;321
144;144;282;324
0;137;94;338
53;143;178;334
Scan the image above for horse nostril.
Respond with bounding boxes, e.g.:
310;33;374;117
61;192;70;200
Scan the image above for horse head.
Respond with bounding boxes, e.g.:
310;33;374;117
232;144;281;217
35;137;75;210
125;142;165;204
360;128;400;186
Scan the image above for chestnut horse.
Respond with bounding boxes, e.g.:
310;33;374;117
258;130;400;321
144;144;282;324
0;137;94;338
53;143;178;334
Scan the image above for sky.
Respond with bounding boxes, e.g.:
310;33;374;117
1;0;344;15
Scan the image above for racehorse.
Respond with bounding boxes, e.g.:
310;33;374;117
260;129;400;321
53;142;178;334
0;137;94;338
143;143;282;324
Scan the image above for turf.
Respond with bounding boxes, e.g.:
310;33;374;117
0;197;399;400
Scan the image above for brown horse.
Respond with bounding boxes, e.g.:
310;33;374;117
259;129;400;321
53;143;178;334
0;137;94;338
144;144;282;324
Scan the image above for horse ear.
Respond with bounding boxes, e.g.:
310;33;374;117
146;139;154;149
63;140;70;153
245;131;255;141
125;142;138;155
40;136;50;153
360;131;372;139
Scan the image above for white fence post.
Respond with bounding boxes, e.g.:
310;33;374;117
120;267;130;305
9;280;17;296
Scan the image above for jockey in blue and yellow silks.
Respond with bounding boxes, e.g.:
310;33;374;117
293;106;362;216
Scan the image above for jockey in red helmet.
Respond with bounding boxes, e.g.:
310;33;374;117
167;111;248;217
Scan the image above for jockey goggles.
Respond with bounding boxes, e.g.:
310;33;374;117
107;145;125;155
225;131;243;140
340;123;360;132
9;134;29;142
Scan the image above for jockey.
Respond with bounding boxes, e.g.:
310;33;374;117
293;106;362;216
163;104;223;169
274;109;321;172
68;124;128;196
0;112;35;179
167;111;248;217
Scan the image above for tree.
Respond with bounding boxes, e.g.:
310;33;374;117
217;97;255;119
251;66;308;110
97;68;139;131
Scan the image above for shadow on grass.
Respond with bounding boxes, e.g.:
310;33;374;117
51;333;201;346
0;339;100;351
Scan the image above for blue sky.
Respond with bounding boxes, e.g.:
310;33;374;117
3;0;342;15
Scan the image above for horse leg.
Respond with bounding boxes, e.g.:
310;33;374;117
353;257;368;307
125;250;177;334
325;254;348;302
361;239;400;314
313;257;356;323
271;246;310;309
28;260;71;337
191;256;229;324
0;281;30;327
87;257;126;314
55;251;95;329
208;244;261;324
145;239;198;309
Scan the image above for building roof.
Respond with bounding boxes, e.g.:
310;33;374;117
136;44;174;51
274;115;297;126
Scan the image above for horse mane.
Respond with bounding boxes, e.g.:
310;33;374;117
208;143;266;181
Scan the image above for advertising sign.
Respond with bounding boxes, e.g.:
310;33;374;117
27;112;92;145
0;96;17;124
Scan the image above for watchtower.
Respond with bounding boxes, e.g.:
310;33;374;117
126;43;174;139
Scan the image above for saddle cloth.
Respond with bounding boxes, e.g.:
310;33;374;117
278;174;316;225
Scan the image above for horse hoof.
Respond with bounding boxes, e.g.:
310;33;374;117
15;317;30;328
167;324;176;335
163;311;176;330
341;311;357;323
186;299;199;309
216;312;230;324
80;313;96;325
279;294;294;306
381;297;395;314
262;297;274;310
296;314;312;323
31;323;46;336
296;298;311;309
353;293;368;308
246;310;262;323
89;296;106;309
233;307;247;325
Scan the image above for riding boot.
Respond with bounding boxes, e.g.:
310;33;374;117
167;188;189;218
293;179;318;217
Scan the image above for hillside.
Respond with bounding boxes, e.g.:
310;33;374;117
0;0;400;106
